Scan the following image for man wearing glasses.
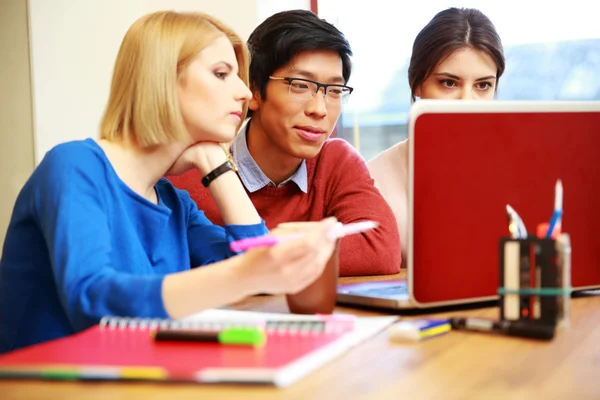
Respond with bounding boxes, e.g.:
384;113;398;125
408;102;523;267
168;10;400;276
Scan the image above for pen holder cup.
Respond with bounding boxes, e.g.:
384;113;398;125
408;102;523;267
286;240;340;315
498;233;571;329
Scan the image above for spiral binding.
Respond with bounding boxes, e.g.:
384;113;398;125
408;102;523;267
98;316;250;332
98;316;349;335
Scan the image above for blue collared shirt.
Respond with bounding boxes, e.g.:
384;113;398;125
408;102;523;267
231;120;308;193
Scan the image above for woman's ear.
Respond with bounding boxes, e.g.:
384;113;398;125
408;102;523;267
414;85;421;98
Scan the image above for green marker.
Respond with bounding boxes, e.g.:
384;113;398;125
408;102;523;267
41;368;79;380
153;327;266;346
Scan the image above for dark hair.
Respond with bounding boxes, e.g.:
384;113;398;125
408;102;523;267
408;7;505;101
247;9;353;101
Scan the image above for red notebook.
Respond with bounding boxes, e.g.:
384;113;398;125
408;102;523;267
0;310;396;387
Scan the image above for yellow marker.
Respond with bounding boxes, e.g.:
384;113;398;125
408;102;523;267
119;366;167;380
388;319;451;342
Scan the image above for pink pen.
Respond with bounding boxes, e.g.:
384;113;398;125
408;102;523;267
229;220;379;253
229;235;296;252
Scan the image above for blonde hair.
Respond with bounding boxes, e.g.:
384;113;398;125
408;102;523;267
100;11;249;148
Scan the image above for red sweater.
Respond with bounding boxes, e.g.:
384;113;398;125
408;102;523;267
167;139;401;276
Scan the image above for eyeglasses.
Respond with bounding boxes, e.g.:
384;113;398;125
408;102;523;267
269;76;353;104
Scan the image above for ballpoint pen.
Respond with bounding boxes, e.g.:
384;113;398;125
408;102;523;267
230;220;379;252
546;179;563;238
450;317;555;340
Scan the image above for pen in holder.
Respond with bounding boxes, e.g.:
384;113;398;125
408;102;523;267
498;233;571;330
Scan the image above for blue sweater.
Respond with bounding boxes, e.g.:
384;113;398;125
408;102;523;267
0;139;267;353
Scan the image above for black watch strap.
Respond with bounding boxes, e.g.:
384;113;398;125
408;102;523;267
201;161;235;188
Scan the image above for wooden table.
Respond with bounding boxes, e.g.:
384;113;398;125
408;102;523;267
3;273;600;400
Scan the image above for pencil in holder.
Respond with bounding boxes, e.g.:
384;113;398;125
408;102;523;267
498;233;571;329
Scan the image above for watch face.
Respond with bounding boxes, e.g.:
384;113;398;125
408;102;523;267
218;143;238;173
227;154;239;172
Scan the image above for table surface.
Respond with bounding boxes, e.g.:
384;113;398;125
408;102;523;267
3;272;599;400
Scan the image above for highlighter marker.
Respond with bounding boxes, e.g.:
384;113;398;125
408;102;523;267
40;368;79;380
388;319;451;342
153;327;266;346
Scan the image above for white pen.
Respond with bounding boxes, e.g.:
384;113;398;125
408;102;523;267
327;220;379;240
506;204;527;239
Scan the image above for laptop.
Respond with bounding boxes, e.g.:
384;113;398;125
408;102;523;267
337;100;600;310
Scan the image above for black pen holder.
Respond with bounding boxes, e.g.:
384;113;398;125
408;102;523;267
498;234;571;330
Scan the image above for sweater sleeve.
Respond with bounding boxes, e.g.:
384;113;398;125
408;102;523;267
367;142;409;268
182;190;269;267
324;141;401;276
36;164;169;332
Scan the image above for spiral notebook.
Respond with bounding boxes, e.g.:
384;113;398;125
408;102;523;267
0;309;396;387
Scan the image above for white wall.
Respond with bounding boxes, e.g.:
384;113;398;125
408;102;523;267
27;0;310;164
257;0;310;22
0;0;35;256
0;0;310;253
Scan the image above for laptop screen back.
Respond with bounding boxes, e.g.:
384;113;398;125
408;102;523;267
408;101;600;305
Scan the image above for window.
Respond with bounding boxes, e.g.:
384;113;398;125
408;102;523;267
318;0;600;160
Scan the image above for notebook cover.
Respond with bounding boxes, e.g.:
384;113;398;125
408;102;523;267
0;314;397;387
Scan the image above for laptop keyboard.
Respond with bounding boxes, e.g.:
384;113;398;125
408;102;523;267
349;283;408;298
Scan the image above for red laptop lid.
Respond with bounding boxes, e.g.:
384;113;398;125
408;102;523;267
408;101;600;305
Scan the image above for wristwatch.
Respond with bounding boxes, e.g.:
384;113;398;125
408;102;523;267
201;154;238;188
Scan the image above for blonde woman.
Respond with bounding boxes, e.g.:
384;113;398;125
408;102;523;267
0;11;337;353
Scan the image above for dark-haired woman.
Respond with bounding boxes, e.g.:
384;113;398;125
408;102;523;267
368;7;505;266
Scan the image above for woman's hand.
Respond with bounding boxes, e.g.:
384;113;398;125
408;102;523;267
162;217;339;319
238;217;339;295
166;142;229;176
